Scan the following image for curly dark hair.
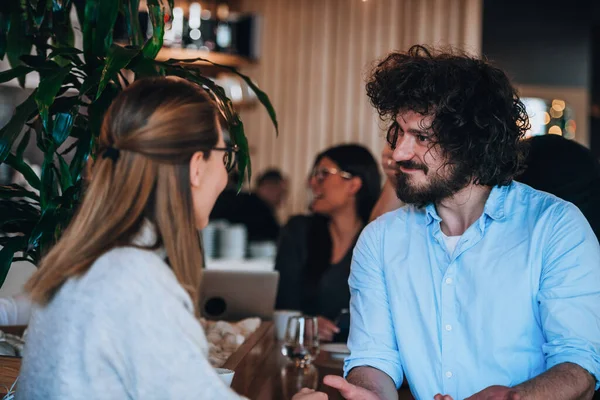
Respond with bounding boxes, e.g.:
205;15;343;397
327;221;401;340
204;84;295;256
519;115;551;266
366;45;530;186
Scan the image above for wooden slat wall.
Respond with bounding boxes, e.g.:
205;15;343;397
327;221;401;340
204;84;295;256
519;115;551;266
237;0;482;218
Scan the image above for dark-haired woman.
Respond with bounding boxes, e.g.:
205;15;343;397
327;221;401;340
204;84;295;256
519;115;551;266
274;144;381;341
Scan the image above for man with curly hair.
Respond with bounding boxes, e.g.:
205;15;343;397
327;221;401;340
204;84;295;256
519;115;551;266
294;46;600;400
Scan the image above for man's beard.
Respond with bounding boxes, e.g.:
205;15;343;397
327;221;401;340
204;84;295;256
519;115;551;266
394;161;470;207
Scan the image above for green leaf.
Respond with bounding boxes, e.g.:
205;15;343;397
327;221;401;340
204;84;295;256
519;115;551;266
124;0;143;47
0;236;26;290
65;12;75;48
50;1;75;49
230;117;251;191
130;55;160;79
79;66;102;97
143;0;166;60
0;65;34;84
0;92;37;163
30;0;52;30
163;65;235;122
35;65;71;132
80;0;96;63
31;118;50;153
59;179;82;208
96;45;139;99
0;11;8;59
6;10;33;87
0;184;40;201
56;153;73;191
27;204;57;253
47;46;82;59
53;0;73;12
19;54;56;70
39;151;58;210
49;44;82;67
69;133;92;182
232;76;278;137
0;199;41;228
94;0;119;55
16;128;31;159
4;153;41;190
52;112;74;146
163;58;279;136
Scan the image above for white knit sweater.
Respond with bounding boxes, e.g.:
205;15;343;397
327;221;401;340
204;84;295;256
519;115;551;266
18;226;245;399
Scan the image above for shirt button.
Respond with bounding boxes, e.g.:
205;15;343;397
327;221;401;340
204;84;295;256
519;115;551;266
446;371;453;378
445;324;452;331
445;278;453;284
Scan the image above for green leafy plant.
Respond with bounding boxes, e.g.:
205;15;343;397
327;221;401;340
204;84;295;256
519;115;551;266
0;0;278;287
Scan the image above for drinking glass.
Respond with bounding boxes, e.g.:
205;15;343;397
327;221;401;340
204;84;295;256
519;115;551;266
280;363;319;399
281;316;320;367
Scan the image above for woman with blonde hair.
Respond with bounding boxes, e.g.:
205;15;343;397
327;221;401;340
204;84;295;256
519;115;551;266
18;77;244;399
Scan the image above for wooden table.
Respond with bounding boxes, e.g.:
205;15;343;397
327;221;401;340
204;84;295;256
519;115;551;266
225;322;415;400
0;323;415;399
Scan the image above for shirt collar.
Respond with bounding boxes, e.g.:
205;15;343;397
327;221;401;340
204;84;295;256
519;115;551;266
425;203;442;225
424;183;511;225
483;183;510;221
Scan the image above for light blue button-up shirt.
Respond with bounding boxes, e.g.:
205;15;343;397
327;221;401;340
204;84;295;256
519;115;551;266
344;182;600;400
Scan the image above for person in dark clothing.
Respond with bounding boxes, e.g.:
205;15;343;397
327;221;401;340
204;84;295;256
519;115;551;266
275;144;381;341
255;169;288;212
210;169;286;243
518;134;600;400
517;134;600;238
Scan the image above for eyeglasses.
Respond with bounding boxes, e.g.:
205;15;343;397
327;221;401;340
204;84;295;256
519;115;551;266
209;144;239;172
310;167;353;183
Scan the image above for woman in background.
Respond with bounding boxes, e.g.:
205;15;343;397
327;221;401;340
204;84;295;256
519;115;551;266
18;78;245;399
275;144;381;341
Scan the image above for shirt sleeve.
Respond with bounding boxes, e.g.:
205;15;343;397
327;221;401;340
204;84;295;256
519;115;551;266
343;218;403;388
537;203;600;389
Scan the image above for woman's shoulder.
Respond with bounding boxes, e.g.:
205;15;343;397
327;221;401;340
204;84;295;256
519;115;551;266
284;214;312;229
69;246;193;313
283;214;326;232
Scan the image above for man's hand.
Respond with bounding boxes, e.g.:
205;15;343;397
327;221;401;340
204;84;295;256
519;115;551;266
435;385;519;400
292;388;328;400
317;316;340;342
323;375;381;399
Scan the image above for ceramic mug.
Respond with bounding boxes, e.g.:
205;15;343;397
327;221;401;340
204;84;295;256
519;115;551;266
273;310;302;341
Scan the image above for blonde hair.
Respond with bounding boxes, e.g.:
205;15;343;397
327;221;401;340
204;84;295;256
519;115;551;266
26;77;220;310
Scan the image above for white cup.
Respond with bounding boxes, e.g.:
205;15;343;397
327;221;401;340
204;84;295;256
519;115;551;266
273;310;302;341
249;241;277;259
215;368;235;387
219;224;247;260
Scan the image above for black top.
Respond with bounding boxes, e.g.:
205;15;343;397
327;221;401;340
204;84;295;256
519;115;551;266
274;215;356;321
210;189;280;243
518;135;600;239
